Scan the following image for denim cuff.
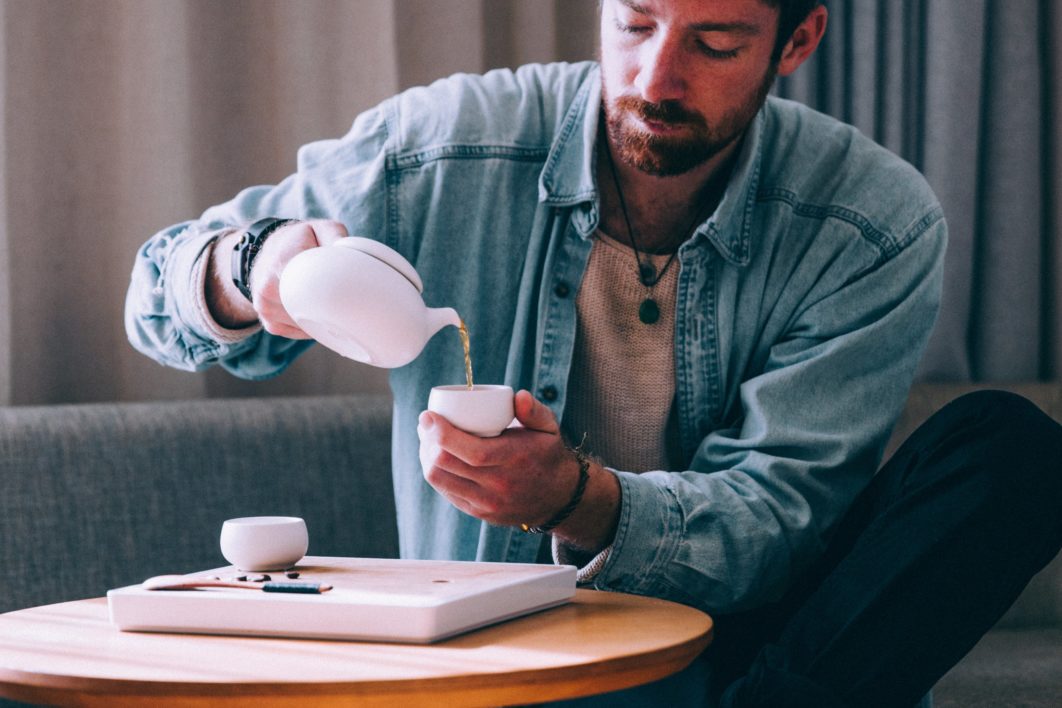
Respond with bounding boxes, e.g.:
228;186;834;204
591;469;682;595
170;227;261;345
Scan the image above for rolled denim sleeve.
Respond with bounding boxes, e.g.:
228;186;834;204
585;213;947;615
124;103;392;379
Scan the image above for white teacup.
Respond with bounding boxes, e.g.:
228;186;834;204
428;384;515;437
219;516;309;571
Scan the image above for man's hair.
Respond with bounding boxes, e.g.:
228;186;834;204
596;1;822;64
764;0;822;61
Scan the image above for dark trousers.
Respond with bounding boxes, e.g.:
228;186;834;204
715;390;1062;708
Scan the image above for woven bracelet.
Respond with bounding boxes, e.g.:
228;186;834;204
520;448;591;535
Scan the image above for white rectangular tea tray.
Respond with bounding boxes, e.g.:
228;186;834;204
107;556;576;643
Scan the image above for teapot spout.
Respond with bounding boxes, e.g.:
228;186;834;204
427;306;463;336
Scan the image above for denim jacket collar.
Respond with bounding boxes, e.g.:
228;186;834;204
538;68;602;238
701;107;763;267
538;64;762;266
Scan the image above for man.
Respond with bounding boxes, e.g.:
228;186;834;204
126;1;1062;706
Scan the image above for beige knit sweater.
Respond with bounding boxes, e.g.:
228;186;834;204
561;230;682;473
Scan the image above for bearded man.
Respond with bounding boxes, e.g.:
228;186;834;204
126;2;1062;706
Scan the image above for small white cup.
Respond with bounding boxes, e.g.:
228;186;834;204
219;516;309;571
428;384;515;437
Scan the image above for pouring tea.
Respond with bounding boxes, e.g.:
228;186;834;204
279;238;465;370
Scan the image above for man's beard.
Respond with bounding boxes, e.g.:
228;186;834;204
603;67;776;177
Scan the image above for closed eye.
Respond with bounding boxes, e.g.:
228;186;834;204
696;42;740;60
614;19;651;34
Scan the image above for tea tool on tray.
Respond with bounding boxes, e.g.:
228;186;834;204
142;574;332;594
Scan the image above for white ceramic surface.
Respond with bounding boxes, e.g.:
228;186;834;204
278;238;461;368
109;556;576;643
219;516;309;571
428;385;515;438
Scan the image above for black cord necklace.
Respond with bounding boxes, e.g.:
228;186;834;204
604;142;703;325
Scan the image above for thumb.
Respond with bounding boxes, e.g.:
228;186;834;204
514;389;560;434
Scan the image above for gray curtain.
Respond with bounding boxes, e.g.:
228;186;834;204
1;0;1057;405
777;0;1061;382
0;0;598;405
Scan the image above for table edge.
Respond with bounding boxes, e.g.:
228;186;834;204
0;590;714;706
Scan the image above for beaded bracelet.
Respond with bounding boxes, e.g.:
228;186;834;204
231;217;296;301
520;446;591;534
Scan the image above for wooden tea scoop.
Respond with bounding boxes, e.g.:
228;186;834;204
142;574;332;594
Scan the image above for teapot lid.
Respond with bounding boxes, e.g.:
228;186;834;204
334;237;424;293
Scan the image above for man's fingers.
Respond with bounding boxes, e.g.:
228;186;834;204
248;220;348;337
418;418;501;517
513;389;560;434
270;219;348;248
306;219;349;246
422;461;482;498
419;409;557;470
418;412;498;471
253;289;310;338
260;319;311;339
417;407;580;528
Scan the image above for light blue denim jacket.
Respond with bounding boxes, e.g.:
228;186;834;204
126;62;945;616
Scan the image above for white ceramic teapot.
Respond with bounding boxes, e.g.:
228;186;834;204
278;237;461;368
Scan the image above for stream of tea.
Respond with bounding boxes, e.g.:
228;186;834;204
458;320;473;390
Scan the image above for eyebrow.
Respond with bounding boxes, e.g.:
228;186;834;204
616;0;763;36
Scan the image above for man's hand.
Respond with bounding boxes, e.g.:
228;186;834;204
206;219;348;332
418;389;621;553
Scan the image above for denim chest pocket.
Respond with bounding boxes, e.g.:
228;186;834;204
385;152;549;384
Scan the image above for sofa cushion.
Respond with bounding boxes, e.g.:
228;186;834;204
0;394;398;614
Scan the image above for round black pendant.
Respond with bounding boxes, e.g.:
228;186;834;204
639;298;660;324
638;263;657;286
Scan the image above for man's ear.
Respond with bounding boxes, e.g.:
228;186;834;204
776;5;828;77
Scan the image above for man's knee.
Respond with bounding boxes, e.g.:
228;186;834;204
934;388;1057;449
905;389;1061;500
937;388;1043;426
945;389;1061;506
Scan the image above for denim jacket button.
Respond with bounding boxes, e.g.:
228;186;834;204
541;385;558;401
554;282;570;298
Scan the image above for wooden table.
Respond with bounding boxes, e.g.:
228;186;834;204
0;589;712;707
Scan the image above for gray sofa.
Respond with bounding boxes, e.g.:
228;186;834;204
1;385;1058;706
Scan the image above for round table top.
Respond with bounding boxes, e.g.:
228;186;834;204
0;589;713;707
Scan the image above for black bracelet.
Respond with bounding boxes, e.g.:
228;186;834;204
520;447;591;535
231;217;296;301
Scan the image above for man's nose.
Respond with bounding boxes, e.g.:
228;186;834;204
633;34;686;104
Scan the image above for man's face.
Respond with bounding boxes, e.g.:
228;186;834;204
600;0;782;176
